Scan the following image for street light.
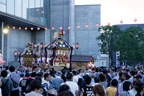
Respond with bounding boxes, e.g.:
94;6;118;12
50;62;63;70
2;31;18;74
3;28;8;34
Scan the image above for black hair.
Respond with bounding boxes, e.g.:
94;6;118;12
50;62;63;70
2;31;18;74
61;74;66;82
37;72;43;77
78;78;83;86
35;76;42;83
123;73;130;80
30;79;42;91
111;79;118;87
58;91;73;96
1;70;8;77
84;75;91;85
123;81;131;91
32;66;38;71
67;72;73;80
130;70;136;76
9;66;15;72
99;74;106;82
20;74;24;77
102;69;107;74
25;73;30;77
119;72;123;78
135;81;143;94
50;70;54;76
44;73;50;80
72;71;77;75
94;76;100;83
58;85;70;93
31;72;37;77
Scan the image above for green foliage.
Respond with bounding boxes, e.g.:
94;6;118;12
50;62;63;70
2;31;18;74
97;25;144;66
115;26;144;64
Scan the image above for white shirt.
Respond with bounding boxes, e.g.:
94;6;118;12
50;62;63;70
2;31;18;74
61;81;79;96
73;75;80;83
42;80;50;89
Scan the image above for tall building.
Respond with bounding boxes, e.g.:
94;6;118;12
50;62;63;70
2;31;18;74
0;0;101;66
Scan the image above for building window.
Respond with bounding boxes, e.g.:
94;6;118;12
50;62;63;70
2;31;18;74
7;0;14;15
15;0;22;17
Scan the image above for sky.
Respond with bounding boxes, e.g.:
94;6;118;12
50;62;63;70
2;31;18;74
75;0;144;26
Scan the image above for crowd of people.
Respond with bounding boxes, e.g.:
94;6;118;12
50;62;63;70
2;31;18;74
0;65;143;96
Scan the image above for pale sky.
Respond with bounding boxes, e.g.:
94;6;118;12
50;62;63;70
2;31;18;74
75;0;144;26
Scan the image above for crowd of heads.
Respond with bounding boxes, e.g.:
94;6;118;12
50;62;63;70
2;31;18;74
0;65;143;96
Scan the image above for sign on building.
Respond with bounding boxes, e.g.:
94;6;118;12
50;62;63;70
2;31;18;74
116;51;120;67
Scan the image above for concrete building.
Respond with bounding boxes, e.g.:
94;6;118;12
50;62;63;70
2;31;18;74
0;0;101;66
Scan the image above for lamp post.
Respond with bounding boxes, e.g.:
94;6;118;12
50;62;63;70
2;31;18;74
2;22;9;65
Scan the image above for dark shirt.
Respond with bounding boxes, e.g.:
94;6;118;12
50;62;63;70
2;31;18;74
19;79;28;95
82;85;94;96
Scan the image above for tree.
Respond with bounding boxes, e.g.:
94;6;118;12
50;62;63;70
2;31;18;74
115;26;144;66
97;25;121;66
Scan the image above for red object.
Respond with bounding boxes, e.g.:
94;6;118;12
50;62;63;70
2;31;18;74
120;20;123;24
92;64;95;68
52;27;54;30
134;18;137;22
53;43;56;48
14;51;17;57
7;26;10;29
44;53;46;57
34;43;37;48
45;27;47;30
76;43;79;49
25;27;27;30
85;25;88;28
13;26;15;29
117;53;119;56
19;27;21;30
60;27;62;30
68;27;71;30
1;61;5;64
40;43;44;49
96;24;99;27
37;27;40;30
62;30;65;35
108;22;111;26
31;27;33;30
77;26;80;29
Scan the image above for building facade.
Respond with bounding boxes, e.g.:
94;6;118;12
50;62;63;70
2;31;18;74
0;0;101;66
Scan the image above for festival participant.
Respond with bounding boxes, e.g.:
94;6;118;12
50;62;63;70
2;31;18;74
93;84;105;96
26;80;42;96
53;71;64;92
82;75;94;96
120;81;131;96
61;72;79;96
1;70;13;96
135;81;143;96
92;76;100;86
8;66;20;96
106;79;118;96
99;73;108;89
19;73;30;96
118;73;130;93
32;66;39;73
72;71;79;83
58;91;74;96
42;73;56;96
129;70;136;84
129;81;137;96
58;84;70;93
